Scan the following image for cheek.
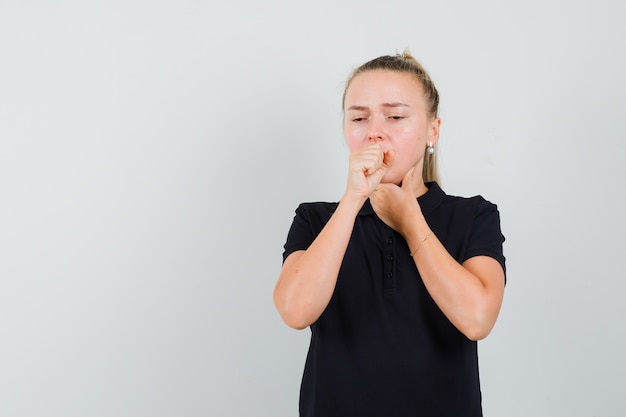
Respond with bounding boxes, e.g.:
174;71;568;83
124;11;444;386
343;125;365;151
345;136;360;152
394;134;425;163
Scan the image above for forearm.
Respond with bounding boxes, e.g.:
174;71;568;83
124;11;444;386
273;194;365;329
405;219;505;340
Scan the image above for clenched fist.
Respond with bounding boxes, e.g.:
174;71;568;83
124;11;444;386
346;143;395;200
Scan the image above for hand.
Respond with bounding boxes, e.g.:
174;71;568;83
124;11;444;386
370;167;422;236
346;144;395;200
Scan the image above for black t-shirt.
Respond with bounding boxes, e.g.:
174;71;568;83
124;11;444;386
282;182;506;417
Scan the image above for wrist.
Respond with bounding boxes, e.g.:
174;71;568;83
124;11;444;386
338;191;368;217
342;189;368;206
410;233;433;257
398;201;424;238
404;213;432;254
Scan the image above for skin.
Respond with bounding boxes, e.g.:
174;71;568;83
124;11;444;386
273;70;505;340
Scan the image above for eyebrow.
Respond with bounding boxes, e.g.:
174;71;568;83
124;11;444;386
345;102;411;111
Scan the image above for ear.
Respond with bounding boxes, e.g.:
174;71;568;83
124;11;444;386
428;117;441;145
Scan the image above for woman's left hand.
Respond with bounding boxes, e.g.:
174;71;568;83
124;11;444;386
370;167;422;237
372;166;505;341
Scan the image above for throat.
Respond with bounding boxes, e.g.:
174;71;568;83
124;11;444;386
412;182;428;198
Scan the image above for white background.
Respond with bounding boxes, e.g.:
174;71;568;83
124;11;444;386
1;1;625;416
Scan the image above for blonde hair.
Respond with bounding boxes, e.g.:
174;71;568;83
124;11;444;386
343;50;441;184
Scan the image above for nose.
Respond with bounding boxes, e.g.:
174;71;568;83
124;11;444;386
367;118;385;142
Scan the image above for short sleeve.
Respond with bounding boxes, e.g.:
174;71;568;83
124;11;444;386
463;198;506;276
282;203;337;263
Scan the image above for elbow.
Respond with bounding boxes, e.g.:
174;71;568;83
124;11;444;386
463;324;492;341
281;314;311;330
273;289;312;330
458;294;502;341
276;307;312;330
458;312;498;341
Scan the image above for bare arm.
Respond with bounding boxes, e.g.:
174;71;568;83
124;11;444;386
408;232;504;341
273;196;363;329
273;144;393;329
371;169;505;340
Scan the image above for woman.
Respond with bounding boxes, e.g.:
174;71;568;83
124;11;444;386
273;52;506;417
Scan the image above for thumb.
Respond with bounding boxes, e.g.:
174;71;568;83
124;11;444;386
382;149;395;168
401;166;415;191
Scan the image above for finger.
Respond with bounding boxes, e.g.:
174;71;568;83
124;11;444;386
361;146;385;175
370;149;394;177
401;167;415;190
362;150;393;192
350;148;380;174
362;155;382;176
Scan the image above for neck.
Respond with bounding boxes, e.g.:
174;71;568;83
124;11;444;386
412;180;428;198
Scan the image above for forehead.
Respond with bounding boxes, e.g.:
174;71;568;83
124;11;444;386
344;70;424;107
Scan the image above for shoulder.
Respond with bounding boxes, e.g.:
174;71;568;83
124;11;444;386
295;201;338;215
283;202;339;259
428;184;506;271
440;188;500;216
424;182;501;218
292;201;339;226
437;187;505;244
451;195;499;213
295;201;339;211
425;184;504;246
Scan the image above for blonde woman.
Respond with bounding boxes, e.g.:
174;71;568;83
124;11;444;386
274;52;506;417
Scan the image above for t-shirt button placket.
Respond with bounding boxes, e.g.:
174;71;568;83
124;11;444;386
383;237;395;290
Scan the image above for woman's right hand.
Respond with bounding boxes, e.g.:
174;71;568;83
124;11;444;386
346;143;395;200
